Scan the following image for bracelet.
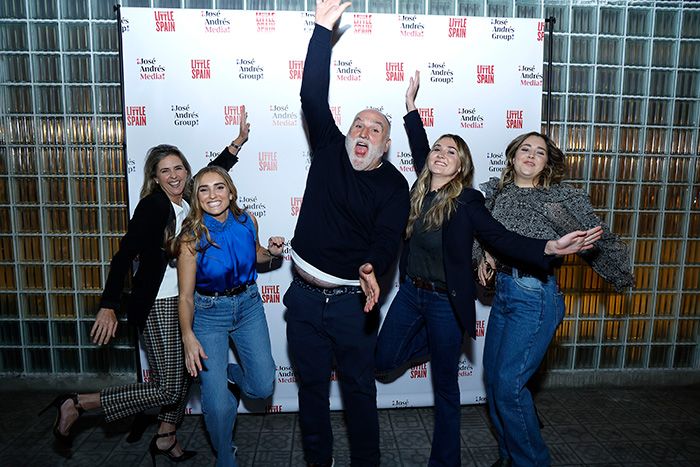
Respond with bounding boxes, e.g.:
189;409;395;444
230;141;242;150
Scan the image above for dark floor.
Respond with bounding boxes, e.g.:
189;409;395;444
1;386;699;466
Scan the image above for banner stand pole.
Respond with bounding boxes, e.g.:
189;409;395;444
544;16;556;136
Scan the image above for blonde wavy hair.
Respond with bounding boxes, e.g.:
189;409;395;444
170;166;245;257
405;134;474;237
499;131;566;189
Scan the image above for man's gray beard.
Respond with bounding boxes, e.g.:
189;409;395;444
345;135;383;171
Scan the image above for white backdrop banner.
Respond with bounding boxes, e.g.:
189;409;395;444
119;7;544;414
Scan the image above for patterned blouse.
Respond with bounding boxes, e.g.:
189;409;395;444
476;177;634;291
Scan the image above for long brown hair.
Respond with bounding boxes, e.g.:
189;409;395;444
405;134;474;237
499;131;565;189
140;144;192;199
171;166;246;257
140;144;192;256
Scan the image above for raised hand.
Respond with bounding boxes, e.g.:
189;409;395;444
236;104;250;145
315;0;352;31
406;70;420;112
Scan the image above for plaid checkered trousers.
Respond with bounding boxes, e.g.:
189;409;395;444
101;296;190;425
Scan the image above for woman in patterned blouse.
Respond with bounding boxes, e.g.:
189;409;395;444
477;132;633;467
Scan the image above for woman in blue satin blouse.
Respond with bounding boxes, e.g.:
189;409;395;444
175;166;284;467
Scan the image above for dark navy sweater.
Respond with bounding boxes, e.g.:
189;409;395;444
292;25;410;280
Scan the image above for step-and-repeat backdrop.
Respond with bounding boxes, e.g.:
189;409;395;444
119;7;544;413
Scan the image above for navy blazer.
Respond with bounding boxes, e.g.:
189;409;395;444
99;148;239;329
400;111;554;338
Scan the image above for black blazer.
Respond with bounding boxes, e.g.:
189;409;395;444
400;111;553;338
99;148;238;329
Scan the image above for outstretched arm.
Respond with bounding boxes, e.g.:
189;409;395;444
250;213;285;267
300;0;351;150
405;70;419;112
209;104;250;171
178;242;207;378
315;0;351;30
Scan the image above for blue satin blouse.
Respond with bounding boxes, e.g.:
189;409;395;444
195;211;257;292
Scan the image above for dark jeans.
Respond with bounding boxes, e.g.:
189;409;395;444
483;271;565;467
284;281;380;467
376;279;464;467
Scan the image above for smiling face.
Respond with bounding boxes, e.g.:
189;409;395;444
427;136;462;186
196;171;233;221
513;135;548;187
155;154;189;203
345;109;391;171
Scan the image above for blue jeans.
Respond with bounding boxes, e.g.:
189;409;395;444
193;285;276;467
376;279;464;467
483;271;565;467
284;281;379;467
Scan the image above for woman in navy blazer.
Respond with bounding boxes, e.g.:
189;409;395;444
375;73;600;466
41;111;250;464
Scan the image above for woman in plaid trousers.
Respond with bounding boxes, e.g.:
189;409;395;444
41;112;250;465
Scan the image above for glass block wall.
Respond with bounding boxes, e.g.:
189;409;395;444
0;0;697;377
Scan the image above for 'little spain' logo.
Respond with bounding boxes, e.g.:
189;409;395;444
154;10;175;32
537;21;545;41
126;106;146;126
385;62;404;81
353;14;373;34
506;109;524;129
418;108;434;127
261;285;280;303
290;197;303;216
476;65;495;84
475;319;485;337
256;12;275;32
410;363;428;378
191;59;211;79
448;17;467;38
224;105;242;126
259;152;278;171
289;60;304;80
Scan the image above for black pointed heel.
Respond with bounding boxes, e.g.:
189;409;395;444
149;431;196;466
38;393;84;442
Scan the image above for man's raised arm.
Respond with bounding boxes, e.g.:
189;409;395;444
300;0;351;148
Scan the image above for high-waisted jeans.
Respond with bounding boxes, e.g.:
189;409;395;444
193;285;276;467
483;271;565;467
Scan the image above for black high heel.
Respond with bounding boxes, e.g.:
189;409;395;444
149;431;196;466
37;393;84;442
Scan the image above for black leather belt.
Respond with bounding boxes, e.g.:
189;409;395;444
292;275;362;296
410;276;448;293
497;264;536;279
196;281;254;297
